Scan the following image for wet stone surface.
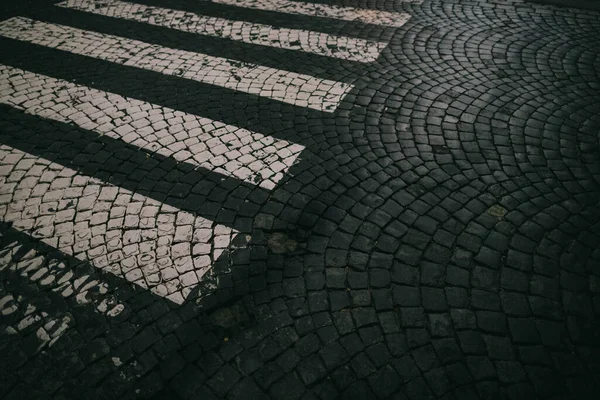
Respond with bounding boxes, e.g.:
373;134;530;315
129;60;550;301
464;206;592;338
0;0;600;399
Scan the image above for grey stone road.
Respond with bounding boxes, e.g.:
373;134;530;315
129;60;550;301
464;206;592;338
0;0;599;399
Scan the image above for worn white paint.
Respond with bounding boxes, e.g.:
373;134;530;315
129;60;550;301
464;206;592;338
57;0;386;62
0;17;353;112
0;145;241;304
0;65;304;190
213;0;412;28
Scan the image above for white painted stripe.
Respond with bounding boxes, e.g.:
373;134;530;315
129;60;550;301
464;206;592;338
0;145;244;304
0;65;304;190
0;17;353;112
213;0;412;28
0;234;128;332
57;0;386;63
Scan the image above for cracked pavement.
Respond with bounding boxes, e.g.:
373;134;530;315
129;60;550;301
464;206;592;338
0;0;599;399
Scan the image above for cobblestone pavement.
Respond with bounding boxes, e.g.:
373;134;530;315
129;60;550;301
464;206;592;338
0;0;599;399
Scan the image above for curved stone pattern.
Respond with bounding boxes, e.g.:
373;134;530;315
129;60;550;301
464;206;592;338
0;0;599;399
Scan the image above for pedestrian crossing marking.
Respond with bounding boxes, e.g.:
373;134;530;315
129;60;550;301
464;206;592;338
58;0;387;62
0;65;304;190
0;17;354;112
213;0;413;28
0;0;416;305
0;145;241;305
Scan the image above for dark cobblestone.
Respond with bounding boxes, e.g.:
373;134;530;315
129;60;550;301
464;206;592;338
1;0;600;399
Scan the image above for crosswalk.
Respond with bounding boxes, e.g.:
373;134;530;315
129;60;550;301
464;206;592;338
0;144;238;305
0;0;414;305
0;65;303;190
212;0;412;27
57;0;388;62
0;17;353;112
